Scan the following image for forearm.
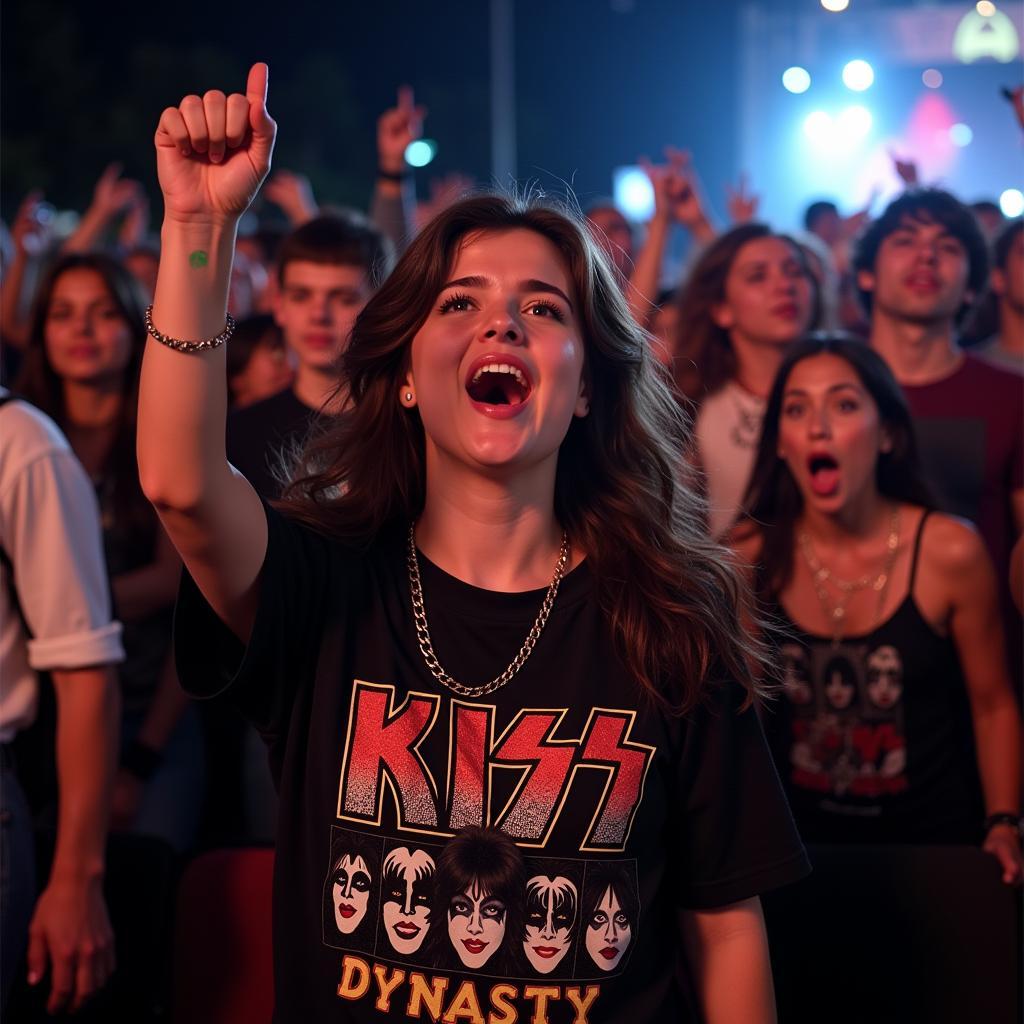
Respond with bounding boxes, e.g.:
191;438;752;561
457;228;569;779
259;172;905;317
681;899;776;1024
627;216;670;328
138;217;237;511
48;668;120;884
62;206;110;254
973;696;1022;814
370;180;415;256
0;248;31;350
690;214;717;247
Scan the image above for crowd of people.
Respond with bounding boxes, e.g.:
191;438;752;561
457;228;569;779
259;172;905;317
0;62;1021;1022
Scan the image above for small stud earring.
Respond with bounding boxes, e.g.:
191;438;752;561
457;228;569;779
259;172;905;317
404;391;413;402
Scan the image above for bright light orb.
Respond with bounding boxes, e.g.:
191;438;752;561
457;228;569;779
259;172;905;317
783;66;812;94
1000;189;1024;217
976;1;996;16
803;110;835;143
949;123;973;147
842;60;875;91
837;105;873;139
821;0;850;10
613;167;655;222
922;69;943;88
404;139;437;168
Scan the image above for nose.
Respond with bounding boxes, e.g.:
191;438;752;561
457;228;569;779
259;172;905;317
808;406;831;440
603;918;619;942
541;913;556;941
479;305;522;346
468;910;483;935
311;294;331;322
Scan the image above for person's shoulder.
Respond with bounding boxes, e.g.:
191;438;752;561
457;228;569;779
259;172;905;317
918;510;987;578
961;352;1024;392
0;394;73;474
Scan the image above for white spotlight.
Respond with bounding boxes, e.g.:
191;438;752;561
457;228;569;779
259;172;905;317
837;105;873;140
821;0;850;10
842;60;875;91
613;167;655;222
922;69;943;89
783;67;812;94
976;1;996;16
1000;189;1024;217
803;110;835;144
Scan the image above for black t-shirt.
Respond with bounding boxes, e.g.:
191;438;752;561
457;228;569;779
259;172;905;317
175;505;810;1023
226;388;323;500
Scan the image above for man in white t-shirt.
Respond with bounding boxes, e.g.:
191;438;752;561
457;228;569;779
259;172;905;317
0;390;124;1014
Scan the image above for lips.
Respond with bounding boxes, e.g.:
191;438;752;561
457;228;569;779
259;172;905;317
337;904;356;918
394;922;421;938
903;274;940;293
461;939;488;954
771;302;800;319
303;333;336;349
600;946;619;960
531;946;559;959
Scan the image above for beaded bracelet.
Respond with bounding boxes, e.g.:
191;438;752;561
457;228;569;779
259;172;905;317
144;304;236;353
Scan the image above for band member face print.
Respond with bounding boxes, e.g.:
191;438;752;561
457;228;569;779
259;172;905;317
332;853;372;934
447;880;508;970
781;643;813;706
381;847;435;954
823;656;857;711
866;645;903;710
584;883;632;972
523;875;577;974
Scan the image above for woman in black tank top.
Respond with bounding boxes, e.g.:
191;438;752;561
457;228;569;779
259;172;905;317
732;335;1021;885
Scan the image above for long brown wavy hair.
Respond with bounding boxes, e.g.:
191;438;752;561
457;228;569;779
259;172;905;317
15;252;154;548
279;194;769;712
672;223;822;403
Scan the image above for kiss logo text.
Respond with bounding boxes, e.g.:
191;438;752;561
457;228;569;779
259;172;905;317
337;682;655;852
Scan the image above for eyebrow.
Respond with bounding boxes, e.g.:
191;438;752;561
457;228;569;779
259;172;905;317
783;382;865;398
441;275;574;311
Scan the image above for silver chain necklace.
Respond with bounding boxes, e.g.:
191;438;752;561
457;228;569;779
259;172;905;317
406;525;570;698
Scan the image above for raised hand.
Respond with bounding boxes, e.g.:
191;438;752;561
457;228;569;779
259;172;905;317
263;169;318;225
154;62;277;224
726;172;760;225
890;150;919;187
90;163;142;219
377;85;426;175
10;190;54;256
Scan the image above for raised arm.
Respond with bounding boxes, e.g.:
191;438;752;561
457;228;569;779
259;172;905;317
137;63;276;642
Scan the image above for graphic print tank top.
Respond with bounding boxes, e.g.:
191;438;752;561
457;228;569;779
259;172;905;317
762;512;984;844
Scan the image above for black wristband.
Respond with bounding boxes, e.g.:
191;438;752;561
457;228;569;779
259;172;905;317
377;167;411;183
121;740;162;782
984;811;1022;835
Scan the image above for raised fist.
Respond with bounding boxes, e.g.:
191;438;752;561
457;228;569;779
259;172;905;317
377;85;426;175
154;63;277;224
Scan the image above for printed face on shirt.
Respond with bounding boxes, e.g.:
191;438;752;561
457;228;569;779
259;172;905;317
332;854;371;934
523;874;577;973
781;644;813;706
447;879;507;970
866;645;903;709
381;847;434;954
823;659;857;711
584;885;632;972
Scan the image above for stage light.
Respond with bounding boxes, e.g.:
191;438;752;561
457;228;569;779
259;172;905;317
783;67;812;94
803;110;834;144
1000;189;1024;217
842;60;874;91
922;69;943;88
949;123;973;147
837;105;873;140
405;139;437;168
976;1;996;15
821;0;849;10
613;166;655;222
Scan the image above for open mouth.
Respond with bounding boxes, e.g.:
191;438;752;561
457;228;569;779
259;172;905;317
807;454;840;497
466;360;532;407
394;922;421;938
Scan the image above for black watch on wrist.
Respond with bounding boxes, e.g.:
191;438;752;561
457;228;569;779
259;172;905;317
377;167;411;183
984;811;1022;836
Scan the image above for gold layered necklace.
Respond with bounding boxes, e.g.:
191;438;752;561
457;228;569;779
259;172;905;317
797;508;901;647
407;526;571;698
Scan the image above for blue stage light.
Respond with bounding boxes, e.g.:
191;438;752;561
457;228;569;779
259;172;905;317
837;105;873;140
405;139;437;168
1000;189;1024;217
949;123;973;147
613;167;655;222
803;110;834;144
